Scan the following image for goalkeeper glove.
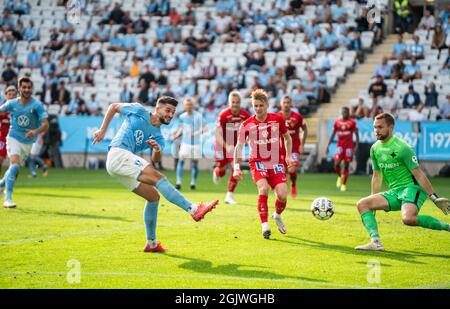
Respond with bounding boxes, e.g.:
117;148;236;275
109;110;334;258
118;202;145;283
429;193;450;215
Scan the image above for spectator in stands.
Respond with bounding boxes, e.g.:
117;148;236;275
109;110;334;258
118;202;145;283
441;48;450;75
322;26;338;50
432;24;447;50
402;85;422;109
66;91;85;115
90;49;105;70
86;94;101;116
77;48;92;70
22;20;39;41
146;0;158;16
54;81;71;108
82;21;99;42
0;9;14;31
380;88;400;116
424;81;439;109
119;83;134;103
332;0;347;22
202;58;217;80
403;56;422;82
164;46;178;71
374;56;392;79
199;84;215;108
216;67;232;90
439;4;450;25
122;26;137;51
184;3;196;25
133;13;149;34
391;55;405;80
231;66;246;89
157;0;170;16
129;56;141;78
390;33;407;60
167;21;182;43
40;82;55;106
25;45;42;69
1;32;16;58
136;79;150;105
292;85;309;114
350;31;365;63
96;24;111;42
369;95;383;119
418;9;436;31
394;0;411;34
315;0;332;24
109;2;125;24
147;82;161;106
139;64;155;86
297;35;316;62
269;32;285;52
177;47;193;72
107;31;123;52
46;28;63;51
407;35;425;60
1;62;17;85
368;75;387;98
438;94;450;120
351;97;369;119
55;56;69;78
284;57;297;80
355;8;369;33
77;101;91;116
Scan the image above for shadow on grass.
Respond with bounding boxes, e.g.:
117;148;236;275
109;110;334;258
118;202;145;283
19;192;91;199
165;253;327;285
16;209;132;222
277;236;433;265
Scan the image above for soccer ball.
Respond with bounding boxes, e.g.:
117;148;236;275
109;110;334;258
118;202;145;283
311;197;334;220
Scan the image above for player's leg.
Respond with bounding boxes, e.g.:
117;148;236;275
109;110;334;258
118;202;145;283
133;183;166;252
333;148;343;188
225;160;238;205
289;153;300;198
340;161;350;192
175;159;184;190
273;182;288;234
190;159;198;190
138;165;218;222
34;156;48;176
28;154;37;177
2;154;21;208
255;178;271;239
355;193;390;251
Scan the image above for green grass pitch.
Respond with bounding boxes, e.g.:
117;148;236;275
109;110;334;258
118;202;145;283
0;168;449;288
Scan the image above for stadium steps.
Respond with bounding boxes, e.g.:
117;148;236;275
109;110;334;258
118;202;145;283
305;34;398;145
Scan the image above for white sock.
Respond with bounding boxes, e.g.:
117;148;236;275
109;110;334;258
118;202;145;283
188;204;197;214
272;212;280;219
148;240;157;248
226;192;233;197
262;222;270;231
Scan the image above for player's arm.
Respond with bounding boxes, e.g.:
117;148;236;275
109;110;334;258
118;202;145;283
147;139;162;163
233;123;246;181
26;118;49;139
300;123;308;154
411;168;450;215
173;126;183;140
326;127;337;155
93;103;121;144
371;170;383;195
353;127;359;154
215;125;227;149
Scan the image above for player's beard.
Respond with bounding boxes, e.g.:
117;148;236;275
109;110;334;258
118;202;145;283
377;133;389;141
20;91;32;100
158;113;171;125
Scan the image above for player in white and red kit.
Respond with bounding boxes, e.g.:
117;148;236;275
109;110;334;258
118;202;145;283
213;91;251;204
233;89;294;239
0;86;17;175
326;107;359;192
277;96;308;198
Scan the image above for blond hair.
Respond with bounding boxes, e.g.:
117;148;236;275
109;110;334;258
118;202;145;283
251;89;268;104
228;90;241;103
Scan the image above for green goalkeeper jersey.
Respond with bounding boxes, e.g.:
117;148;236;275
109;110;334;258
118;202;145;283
371;135;420;189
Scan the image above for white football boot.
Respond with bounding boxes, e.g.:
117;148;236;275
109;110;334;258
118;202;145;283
3;199;16;209
355;238;384;251
224;192;237;205
272;212;287;234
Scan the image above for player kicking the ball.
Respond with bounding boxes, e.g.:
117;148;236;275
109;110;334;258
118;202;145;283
213;91;250;204
277;96;308;198
356;113;450;251
93;97;218;253
326;107;359;192
233;89;294;239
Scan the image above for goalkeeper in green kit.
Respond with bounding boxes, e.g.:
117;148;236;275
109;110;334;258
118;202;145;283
355;113;450;251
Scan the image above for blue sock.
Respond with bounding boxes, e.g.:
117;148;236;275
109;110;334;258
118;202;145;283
34;156;46;170
5;163;20;201
155;178;194;213
28;156;37;175
144;200;159;241
176;159;184;185
191;160;198;185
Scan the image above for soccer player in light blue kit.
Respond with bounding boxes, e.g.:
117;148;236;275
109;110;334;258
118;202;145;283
0;77;49;208
93;96;218;253
173;98;205;190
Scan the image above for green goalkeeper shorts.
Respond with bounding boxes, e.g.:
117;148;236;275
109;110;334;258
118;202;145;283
381;185;427;212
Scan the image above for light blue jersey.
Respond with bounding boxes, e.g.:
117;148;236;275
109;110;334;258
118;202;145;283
0;97;48;144
109;103;165;154
179;111;203;146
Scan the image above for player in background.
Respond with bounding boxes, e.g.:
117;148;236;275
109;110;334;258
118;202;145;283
233;89;294;239
28;131;48;178
0;86;17;175
93;96;218;253
277;96;308;198
0;77;49;208
173;98;206;190
326;107;359;192
356;113;449;251
213;91;250;204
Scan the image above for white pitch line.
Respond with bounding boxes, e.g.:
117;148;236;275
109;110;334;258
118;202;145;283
412;281;450;289
0;271;379;289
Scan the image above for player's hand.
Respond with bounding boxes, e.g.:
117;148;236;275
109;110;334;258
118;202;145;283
26;129;37;139
433;197;450;215
286;158;296;174
93;129;106;144
233;168;242;181
146;139;161;152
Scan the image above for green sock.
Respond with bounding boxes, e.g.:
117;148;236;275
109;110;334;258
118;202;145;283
418;215;449;231
361;211;380;239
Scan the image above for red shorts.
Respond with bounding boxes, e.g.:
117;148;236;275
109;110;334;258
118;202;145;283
250;161;287;189
334;146;354;163
0;137;6;159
